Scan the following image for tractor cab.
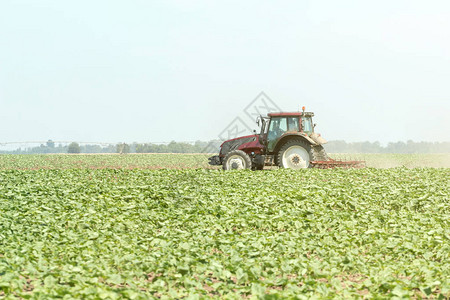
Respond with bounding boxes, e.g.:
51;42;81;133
257;109;316;153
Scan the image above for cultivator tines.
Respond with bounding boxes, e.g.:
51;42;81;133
310;159;366;169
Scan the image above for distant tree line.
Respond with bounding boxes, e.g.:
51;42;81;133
0;139;449;154
0;140;117;154
0;140;221;154
134;141;218;153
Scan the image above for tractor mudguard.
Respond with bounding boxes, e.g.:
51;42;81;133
310;132;327;145
301;134;319;145
272;133;317;154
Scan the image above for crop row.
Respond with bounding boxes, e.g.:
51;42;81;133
1;167;449;298
0;153;449;170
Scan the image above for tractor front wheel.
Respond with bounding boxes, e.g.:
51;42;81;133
223;150;252;170
277;139;312;169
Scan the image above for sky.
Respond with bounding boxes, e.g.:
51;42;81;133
1;0;449;146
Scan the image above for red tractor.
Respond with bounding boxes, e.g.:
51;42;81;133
208;107;364;170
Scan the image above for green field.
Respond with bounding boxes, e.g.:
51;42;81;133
0;153;449;170
0;155;449;299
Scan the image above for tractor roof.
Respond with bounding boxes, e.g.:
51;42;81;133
268;112;314;117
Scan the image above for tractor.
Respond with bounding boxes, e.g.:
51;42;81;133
208;107;364;170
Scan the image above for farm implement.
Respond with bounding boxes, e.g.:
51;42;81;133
310;159;366;169
209;107;365;170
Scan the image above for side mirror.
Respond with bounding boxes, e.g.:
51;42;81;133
314;123;317;128
256;117;260;127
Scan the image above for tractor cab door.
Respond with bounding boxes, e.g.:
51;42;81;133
259;117;270;146
267;117;288;152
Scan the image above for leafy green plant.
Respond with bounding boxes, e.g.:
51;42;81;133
0;159;449;298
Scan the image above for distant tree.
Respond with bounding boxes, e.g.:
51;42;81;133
38;143;51;154
131;142;138;153
67;142;81;154
46;139;55;148
102;145;116;153
116;143;130;154
82;144;103;153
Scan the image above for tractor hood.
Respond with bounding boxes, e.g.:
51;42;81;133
220;135;259;156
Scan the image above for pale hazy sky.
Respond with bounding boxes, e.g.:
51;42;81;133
1;0;449;145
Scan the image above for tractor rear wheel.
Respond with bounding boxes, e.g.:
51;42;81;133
223;150;252;170
277;138;313;169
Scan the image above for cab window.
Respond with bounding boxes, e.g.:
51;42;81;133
287;117;299;131
301;117;313;134
267;117;287;150
268;117;287;139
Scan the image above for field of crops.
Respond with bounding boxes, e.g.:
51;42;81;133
1;155;449;298
0;154;214;170
0;153;449;170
